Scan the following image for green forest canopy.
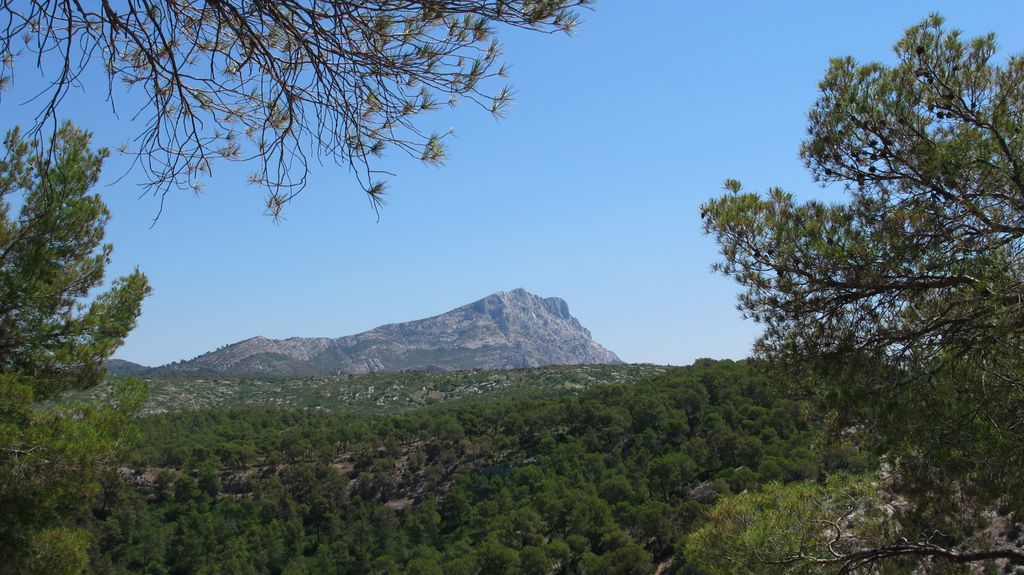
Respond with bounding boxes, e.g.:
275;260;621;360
89;359;865;575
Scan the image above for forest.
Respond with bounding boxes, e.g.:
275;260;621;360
86;360;866;574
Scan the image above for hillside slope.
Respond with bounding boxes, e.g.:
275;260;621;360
151;289;620;376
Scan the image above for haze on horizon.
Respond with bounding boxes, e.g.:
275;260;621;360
2;1;1022;368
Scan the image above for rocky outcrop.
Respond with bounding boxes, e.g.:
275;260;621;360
150;289;620;377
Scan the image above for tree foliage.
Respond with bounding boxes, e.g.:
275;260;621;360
685;475;893;575
0;122;150;573
687;473;1024;575
85;360;854;574
702;15;1024;572
0;0;591;216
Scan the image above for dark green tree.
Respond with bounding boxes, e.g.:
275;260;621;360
702;14;1024;572
0;122;151;573
0;1;591;216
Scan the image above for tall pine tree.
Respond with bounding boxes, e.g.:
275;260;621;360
699;15;1024;572
0;122;150;573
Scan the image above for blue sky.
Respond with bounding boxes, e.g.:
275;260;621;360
4;1;1023;367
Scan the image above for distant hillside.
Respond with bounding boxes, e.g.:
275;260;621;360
106;359;151;376
81;364;668;415
149;289;621;377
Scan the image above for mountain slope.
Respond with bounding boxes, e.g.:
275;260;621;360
153;289;620;376
106;359;152;376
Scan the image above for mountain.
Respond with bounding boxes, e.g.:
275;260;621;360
151;289;621;377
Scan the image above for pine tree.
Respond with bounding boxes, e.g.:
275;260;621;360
0;122;150;573
701;15;1024;571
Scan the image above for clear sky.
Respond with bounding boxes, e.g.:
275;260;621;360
3;1;1023;367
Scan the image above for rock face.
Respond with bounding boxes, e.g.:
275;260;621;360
152;289;621;376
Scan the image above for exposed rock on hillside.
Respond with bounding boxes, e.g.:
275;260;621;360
151;289;620;377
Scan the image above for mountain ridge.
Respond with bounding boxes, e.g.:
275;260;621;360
129;289;620;377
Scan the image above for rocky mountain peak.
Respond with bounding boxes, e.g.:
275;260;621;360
475;288;573;321
147;289;621;377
